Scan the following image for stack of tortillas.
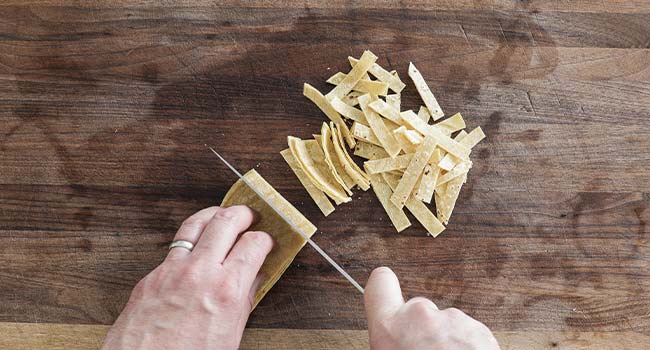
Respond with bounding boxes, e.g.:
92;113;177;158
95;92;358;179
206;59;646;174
282;50;485;237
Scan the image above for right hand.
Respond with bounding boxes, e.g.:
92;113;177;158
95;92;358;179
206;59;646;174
364;267;500;350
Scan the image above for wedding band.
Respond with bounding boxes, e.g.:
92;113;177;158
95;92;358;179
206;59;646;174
169;240;194;252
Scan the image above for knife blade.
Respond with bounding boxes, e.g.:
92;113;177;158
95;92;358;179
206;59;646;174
207;146;365;294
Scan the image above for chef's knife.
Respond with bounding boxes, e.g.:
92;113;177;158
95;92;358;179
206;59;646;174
208;146;364;294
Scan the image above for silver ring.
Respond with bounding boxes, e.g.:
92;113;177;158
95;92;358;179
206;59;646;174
169;240;194;252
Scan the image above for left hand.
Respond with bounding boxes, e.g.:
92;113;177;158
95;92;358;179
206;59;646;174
101;205;274;350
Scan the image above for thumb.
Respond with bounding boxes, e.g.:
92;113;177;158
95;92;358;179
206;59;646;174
364;267;404;324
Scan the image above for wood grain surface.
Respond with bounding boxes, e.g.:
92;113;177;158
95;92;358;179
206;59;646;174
3;322;650;350
1;0;649;348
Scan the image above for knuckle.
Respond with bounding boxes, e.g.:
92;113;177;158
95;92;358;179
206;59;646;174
243;231;273;250
212;206;243;224
181;216;203;229
177;263;205;287
215;278;243;306
407;298;437;319
444;307;466;319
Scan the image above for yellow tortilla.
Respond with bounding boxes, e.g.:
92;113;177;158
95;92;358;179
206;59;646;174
368;99;405;125
221;169;317;309
353;141;389;160
382;172;445;237
353;79;389;96
327;50;377;100
326;72;347;85
408;62;444;120
438;127;484;171
349;56;406;93
390;136;437;209
394;126;424;153
303;83;355;148
281;149;335;216
313;133;354;189
351;122;381;146
341;91;362;107
328;72;389;96
367;170;411;232
417;106;431;123
434;113;466;135
400;110;470;159
392;126;419;154
359;94;401;158
414;148;442;204
331;123;371;190
331;97;368;124
386;94;401;110
288;136;351;204
364;154;414;174
320;123;354;193
435;173;466;225
436;160;472;187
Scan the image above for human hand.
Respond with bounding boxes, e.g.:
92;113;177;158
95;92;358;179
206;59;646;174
102;206;274;350
364;267;500;350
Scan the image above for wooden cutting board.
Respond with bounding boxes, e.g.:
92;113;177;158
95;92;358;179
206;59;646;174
0;1;648;348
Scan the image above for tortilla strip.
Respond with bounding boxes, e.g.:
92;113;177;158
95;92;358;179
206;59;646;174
368;99;405;125
408;62;444;120
393;126;419;154
351;122;381;146
367;170;411;232
331;97;368;124
288;136;351;204
438;127;485;171
400;110;470;159
317;130;352;189
436;160;472;187
435;173;466;225
382;172;445;237
328;71;390;96
327;50;377;100
281;149;335;216
320;123;354;193
418;106;431;123
404;129;424;144
359;94;401;158
327;72;371;84
415;148;443;204
221;169;317;308
314;133;354;189
455;130;469;142
303;83;355;148
331;123;371;190
390;136;437;209
437;130;468;170
393;126;424;154
349;57;406;93
341;91;362;107
326;72;347;85
354;141;389;160
364;154;414;174
353;80;389;96
386;94;401;110
435;113;466;135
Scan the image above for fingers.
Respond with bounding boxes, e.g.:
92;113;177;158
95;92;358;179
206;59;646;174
248;273;266;306
192;205;257;262
223;231;274;297
166;206;221;261
405;297;438;311
364;267;404;323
